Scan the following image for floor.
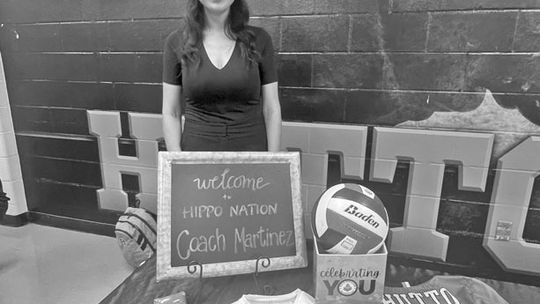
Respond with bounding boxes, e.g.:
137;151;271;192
0;223;133;304
2;223;540;304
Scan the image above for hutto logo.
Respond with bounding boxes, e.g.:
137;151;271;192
323;278;376;296
344;205;380;229
87;110;540;274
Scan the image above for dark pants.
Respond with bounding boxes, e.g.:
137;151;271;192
181;119;268;151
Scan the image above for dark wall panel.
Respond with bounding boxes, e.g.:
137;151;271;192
20;156;102;187
12;24;62;52
82;0;186;21
280;88;346;123
249;0;315;16
387;54;468;91
0;0;187;23
441;234;540;285
312;54;384;89
466;54;540;94
12;106;90;135
0;0;85;23
9;81;115;109
23;179;120;224
108;20;181;52
344;91;486;126
7;53;162;83
351;13;429;52
5;53;99;81
251;0;380;16
392;0;540;12
495;96;540;125
514;12;540;52
313;0;379;14
114;83;161;113
11;106;53;133
98;54;139;82
1;20;181;52
281;16;349;52
16;134;99;162
4;53;163;83
428;12;517;52
277;54;312;87
98;54;162;83
60;23;110;51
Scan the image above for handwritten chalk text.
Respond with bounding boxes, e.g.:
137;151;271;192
234;226;295;254
176;228;226;260
193;168;270;191
230;203;278;217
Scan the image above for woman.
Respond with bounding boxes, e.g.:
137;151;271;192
162;0;282;152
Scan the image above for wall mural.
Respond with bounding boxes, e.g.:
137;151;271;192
397;91;540;159
88;97;540;277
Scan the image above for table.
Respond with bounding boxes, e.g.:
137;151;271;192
100;243;539;304
100;252;314;304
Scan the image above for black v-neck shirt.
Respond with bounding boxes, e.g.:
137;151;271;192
162;26;277;126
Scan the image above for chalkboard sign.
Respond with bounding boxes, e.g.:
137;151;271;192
157;152;307;280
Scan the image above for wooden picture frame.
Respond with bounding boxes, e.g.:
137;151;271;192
157;151;307;281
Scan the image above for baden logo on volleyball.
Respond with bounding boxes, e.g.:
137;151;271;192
312;183;389;254
344;205;381;228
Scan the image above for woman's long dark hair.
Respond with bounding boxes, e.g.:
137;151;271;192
181;0;259;67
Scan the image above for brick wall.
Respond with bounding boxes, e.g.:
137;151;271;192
0;0;539;283
0;0;188;225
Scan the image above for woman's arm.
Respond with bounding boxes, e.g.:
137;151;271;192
162;82;182;151
262;82;282;152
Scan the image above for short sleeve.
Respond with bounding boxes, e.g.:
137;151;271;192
162;31;182;85
257;28;278;85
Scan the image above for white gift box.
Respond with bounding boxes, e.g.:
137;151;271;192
313;237;387;304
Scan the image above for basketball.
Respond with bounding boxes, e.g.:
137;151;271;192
312;183;389;254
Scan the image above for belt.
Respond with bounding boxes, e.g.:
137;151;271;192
183;119;265;137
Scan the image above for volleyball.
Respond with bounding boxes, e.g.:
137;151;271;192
312;183;389;255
